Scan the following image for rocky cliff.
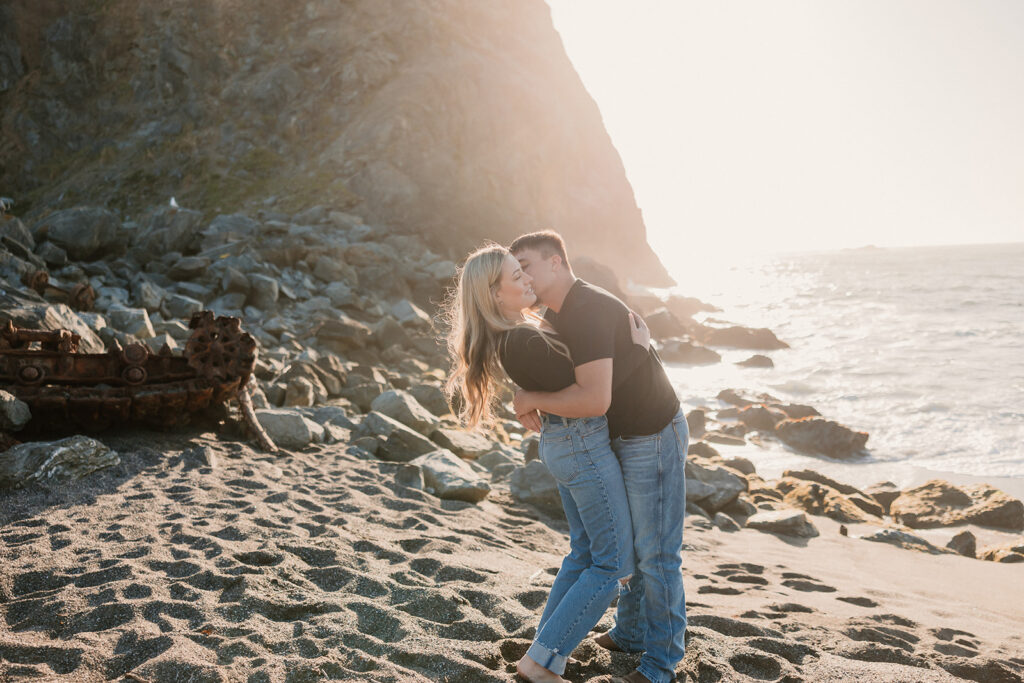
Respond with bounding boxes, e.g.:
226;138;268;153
0;0;672;286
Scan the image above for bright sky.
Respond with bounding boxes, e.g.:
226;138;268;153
545;0;1024;265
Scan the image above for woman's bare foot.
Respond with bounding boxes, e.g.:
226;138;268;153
516;655;566;682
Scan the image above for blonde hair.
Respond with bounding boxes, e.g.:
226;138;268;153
444;243;569;429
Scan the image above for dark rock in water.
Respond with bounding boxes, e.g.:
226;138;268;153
774;403;820;419
946;530;976;558
687;441;720;460
737;404;787;431
644;308;689;340
737;354;774;368
746;510;819;538
775;417;868;459
717;388;781;408
685;409;706;439
889;480;1024;531
0;435;119;489
864;481;901;514
510;460;561;515
31;207;122;261
658;338;721;365
701;326;789;350
410;449;490;503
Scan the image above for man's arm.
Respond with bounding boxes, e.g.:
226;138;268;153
513;358;612;419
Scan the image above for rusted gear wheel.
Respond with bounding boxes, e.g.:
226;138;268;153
185;315;257;382
69;283;96;311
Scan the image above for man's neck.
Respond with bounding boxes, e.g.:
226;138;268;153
541;274;578;313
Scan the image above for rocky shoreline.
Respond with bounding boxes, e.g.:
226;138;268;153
2;203;1023;681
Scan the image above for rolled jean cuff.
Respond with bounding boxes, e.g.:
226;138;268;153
526;639;568;676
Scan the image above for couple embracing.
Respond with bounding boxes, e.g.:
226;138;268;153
446;231;688;683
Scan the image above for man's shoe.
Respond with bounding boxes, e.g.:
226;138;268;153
593;633;623;652
609;671;652;683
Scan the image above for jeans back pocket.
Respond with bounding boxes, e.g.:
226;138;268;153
540;432;579;483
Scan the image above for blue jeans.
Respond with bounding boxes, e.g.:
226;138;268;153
606;410;689;683
527;415;634;675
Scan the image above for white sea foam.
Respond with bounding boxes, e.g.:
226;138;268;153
663;242;1024;488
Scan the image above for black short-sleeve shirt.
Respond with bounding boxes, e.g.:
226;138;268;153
498;326;575;393
544;279;680;439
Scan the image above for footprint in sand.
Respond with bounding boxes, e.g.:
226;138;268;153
836;596;878;607
782;578;837;593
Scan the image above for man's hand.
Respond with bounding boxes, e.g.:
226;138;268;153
513;389;536;417
517;409;542;433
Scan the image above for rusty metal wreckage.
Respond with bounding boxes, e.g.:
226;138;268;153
0;311;278;452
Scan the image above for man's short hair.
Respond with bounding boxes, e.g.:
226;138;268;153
509;230;570;266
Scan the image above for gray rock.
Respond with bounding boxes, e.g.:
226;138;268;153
147;333;178;353
311;405;355;430
324;281;355;307
0;216;34;250
430;428;494;459
340;381;387;412
522;434;540;462
221;267;251;294
255;409;325;449
284;377;317;407
356;411;437;462
33;207;122;261
713;512;742;532
686;409;706;439
659;338;721;365
510;460;562;514
408;384;451;417
36;241;68;267
207;292;248;315
685;461;747;512
132;278;166;312
862;529;948;555
0;435;120;489
737;354;774;368
248;274;280;310
738;404;788;431
312;255;349;282
132;206;204;260
410;449;491;503
746;510;819;538
167;256;210;280
0;390;32;431
478;449;518;472
391;299;432;327
394;463;424;490
163;293;204;319
317;314;372;353
775;418;869;459
103;305;155;339
370;390;440;435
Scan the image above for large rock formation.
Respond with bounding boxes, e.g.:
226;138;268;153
0;0;670;286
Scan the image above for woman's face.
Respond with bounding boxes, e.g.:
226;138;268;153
494;253;536;319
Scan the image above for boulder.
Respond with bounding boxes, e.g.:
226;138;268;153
861;529;949;555
658;338;721;365
410;449;490;503
702;326;789;350
685;461;746;513
775;404;821;419
104;305;155;339
889;480;1024;531
248;274;280;310
408;384;451;417
430;428;494;460
782;482;871;524
394;463;424;490
255;409;325;449
356;411;437;462
864;481;901;514
686;410;706;439
0;216;34;250
946;530;976;558
0;304;105;353
722;457;756;476
713;512;741;532
521;434;540;462
0;390;31;431
163;293;205;319
737;354;774;368
510;460;562;514
775;417;868;459
317;314;372;353
976;542;1024;563
283;377;318;407
325;281;355;307
644;308;689;340
746;510;819;538
167;256;211;280
737;404;787;431
687;441;720;459
32;207;122;260
311;405;355;430
782;470;883;517
391;299;432;328
716;388;781;408
0;435;120;489
370;390;440;435
478;449;518;472
132;205;204;259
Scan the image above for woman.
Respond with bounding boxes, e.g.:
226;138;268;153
445;244;649;683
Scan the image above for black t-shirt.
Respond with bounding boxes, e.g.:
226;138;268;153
545;279;680;439
498;325;575;393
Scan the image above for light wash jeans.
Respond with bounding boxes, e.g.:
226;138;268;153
606;410;689;683
526;414;634;675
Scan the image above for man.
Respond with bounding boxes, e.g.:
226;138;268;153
510;230;688;683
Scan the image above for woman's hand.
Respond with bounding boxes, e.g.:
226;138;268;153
629;311;651;350
513;389;542;432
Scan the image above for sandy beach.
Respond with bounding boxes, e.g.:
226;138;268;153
2;425;1022;682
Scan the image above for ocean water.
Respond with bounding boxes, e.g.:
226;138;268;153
657;242;1024;496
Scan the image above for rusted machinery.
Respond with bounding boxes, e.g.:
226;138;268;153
0;312;276;451
21;269;96;311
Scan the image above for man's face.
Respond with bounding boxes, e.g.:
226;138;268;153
513;247;559;301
